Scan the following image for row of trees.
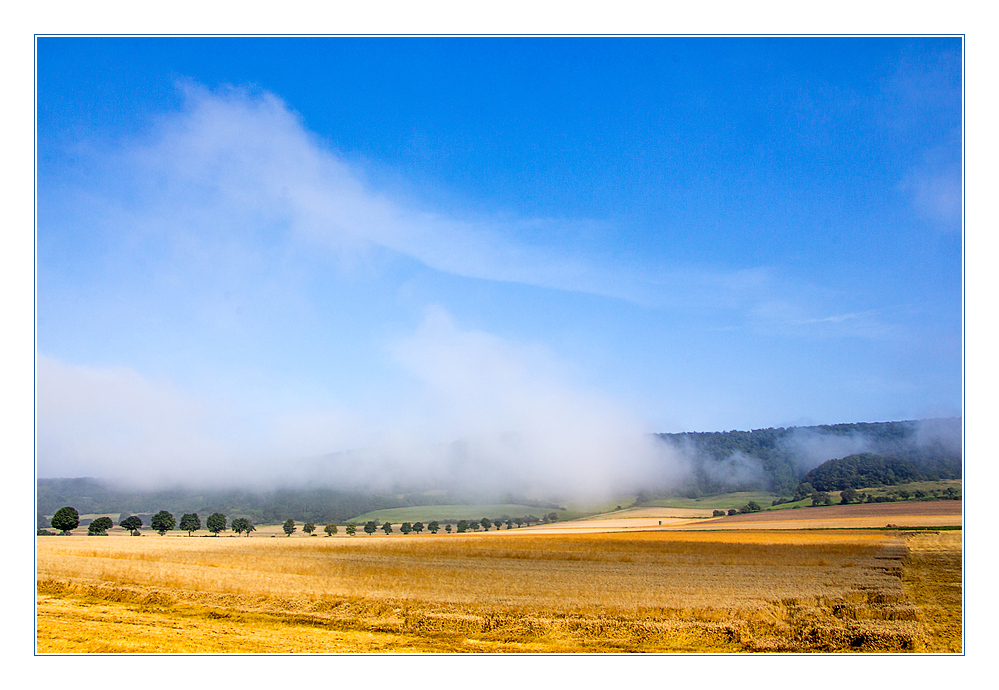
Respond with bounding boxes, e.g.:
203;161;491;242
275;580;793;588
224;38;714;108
46;507;564;538
711;501;762;517
271;514;562;538
45;507;257;537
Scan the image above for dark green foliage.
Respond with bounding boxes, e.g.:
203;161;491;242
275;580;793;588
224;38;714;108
207;513;227;535
811;491;832;506
456;519;468;533
802;453;920;491
231;517;254;536
400;522;412;534
428;520;439;534
37;529;56;536
480;518;492;531
51;506;80;534
445;524;452;533
840;487;859;504
412;521;424;534
381;521;392;534
303;522;316;535
346;523;356;536
364;521;377;535
324;523;338;536
87;516;114;535
179;513;201;536
151;510;175;535
741;501;761;513
120;515;142;535
713;509;726;517
727;509;739;516
793;482;815;502
282;519;296;536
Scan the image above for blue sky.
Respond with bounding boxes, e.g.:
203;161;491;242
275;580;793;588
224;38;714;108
35;37;962;486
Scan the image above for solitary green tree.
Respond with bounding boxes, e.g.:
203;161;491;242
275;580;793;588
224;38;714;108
120;515;143;536
231;517;254;536
428;520;440;534
456;519;468;533
840;487;859;504
151;510;176;536
303;522;316;536
400;522;413;535
51;507;80;535
381;521;393;535
179;513;201;536
412;521;424;534
283;519;296;536
346;523;356;536
445;524;452;533
364;521;377;535
207;513;227;536
87;516;114;535
324;523;338;536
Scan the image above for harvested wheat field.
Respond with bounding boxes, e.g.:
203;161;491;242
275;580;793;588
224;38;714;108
514;501;962;534
671;501;963;531
36;527;962;653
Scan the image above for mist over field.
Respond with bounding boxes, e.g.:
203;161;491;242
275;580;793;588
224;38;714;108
37;40;961;504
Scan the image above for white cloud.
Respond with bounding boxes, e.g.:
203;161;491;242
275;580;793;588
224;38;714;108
36;307;690;499
78;81;793;313
35;353;374;488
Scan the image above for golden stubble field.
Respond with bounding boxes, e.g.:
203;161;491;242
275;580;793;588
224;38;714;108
36;527;962;653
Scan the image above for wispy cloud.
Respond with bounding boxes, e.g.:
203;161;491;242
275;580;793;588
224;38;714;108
900;135;962;229
67;82;805;315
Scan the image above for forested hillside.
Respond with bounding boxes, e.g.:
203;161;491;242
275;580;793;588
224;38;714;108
799;453;921;491
656;417;961;497
36;479;408;525
38;419;961;521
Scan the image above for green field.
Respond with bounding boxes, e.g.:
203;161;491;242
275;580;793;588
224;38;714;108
635;491;780;511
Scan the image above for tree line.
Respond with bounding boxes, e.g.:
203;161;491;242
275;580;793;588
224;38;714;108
42;507;257;537
41;507;561;537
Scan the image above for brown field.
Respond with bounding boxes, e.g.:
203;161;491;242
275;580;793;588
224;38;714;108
36;525;962;653
520;500;962;533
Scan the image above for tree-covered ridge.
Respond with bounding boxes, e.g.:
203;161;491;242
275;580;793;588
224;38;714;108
800;453;921;491
657;417;961;497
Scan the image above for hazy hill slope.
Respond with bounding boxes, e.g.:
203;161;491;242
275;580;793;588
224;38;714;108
656;418;961;497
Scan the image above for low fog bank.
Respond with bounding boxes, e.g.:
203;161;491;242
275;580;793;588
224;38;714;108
37;311;960;503
38;417;962;511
